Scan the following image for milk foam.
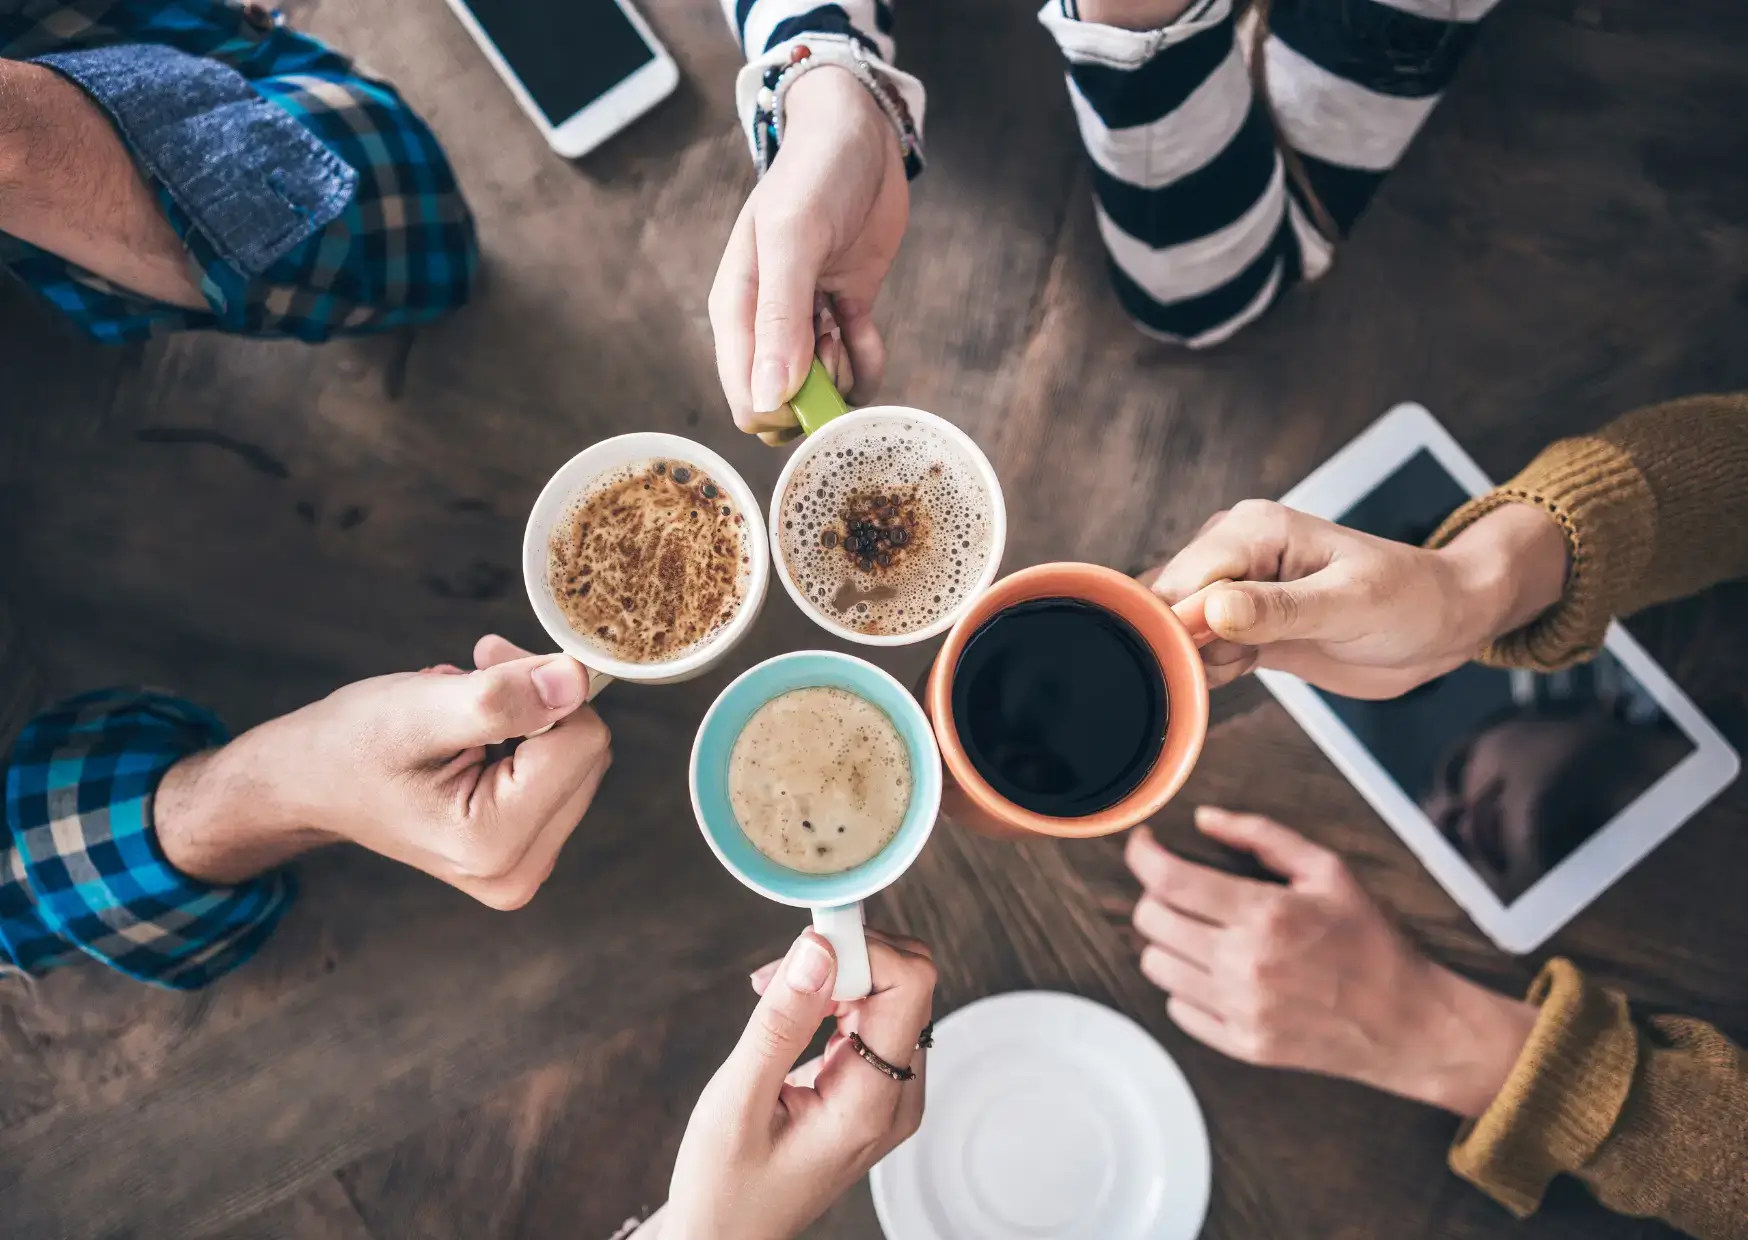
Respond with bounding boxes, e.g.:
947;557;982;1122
776;420;993;636
728;687;911;874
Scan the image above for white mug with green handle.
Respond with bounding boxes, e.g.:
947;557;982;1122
770;359;1008;646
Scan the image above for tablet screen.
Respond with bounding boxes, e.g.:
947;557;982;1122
1314;450;1696;903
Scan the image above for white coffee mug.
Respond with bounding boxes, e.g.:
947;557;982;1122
523;433;770;693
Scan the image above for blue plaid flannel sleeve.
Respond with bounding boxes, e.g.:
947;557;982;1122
1;689;292;990
0;1;477;344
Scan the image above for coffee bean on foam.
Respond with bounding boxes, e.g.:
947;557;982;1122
547;458;751;664
777;422;993;636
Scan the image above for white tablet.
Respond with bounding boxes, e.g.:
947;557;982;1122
1258;404;1740;954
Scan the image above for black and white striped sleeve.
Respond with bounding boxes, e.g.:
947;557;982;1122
1040;0;1502;348
722;0;925;178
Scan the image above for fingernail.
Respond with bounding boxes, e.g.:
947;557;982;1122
1195;806;1226;824
785;934;832;994
751;359;789;414
532;658;585;710
1206;589;1255;635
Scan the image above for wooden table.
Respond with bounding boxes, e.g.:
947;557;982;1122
3;1;1746;1236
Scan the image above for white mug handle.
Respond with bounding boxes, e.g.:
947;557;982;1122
526;667;615;738
812;902;871;1001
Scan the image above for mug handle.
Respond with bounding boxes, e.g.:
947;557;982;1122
526;667;615;738
789;357;852;435
812;901;872;1001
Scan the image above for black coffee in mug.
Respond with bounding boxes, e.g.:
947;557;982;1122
950;598;1168;817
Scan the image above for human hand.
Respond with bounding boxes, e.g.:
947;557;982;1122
157;634;611;909
1142;500;1569;698
656;929;936;1240
709;66;909;445
1125;809;1535;1117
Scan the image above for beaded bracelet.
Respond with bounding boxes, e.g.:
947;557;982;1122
750;37;925;181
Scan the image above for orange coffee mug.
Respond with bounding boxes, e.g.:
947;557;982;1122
923;563;1210;840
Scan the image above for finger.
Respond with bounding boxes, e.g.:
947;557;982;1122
1164;995;1239;1057
1149;513;1277;605
816;940;935;1118
1204;638;1254;667
814;300;854;397
835;301;885;405
863;927;933;961
748;215;824;421
719;931;839;1108
479;694;609;806
787;1054;825;1090
473;633;534;670
1123;826;1267;924
752;931;928;996
1194;806;1336;883
1204;648;1261;690
710;205;784;434
1171;587;1214;648
753;932;931;999
413;654;591;752
750;958;781;993
1132;896;1218;965
1139;945;1223;1013
758;426;805;447
1202;576;1351;647
465;724;613;906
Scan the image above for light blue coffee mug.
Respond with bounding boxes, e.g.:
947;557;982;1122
690;651;942;1001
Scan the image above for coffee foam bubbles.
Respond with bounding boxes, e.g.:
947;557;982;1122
777;419;994;637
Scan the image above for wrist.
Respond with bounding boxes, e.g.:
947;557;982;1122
1438;503;1570;652
154;726;335;885
1399;964;1538;1118
782;64;891;152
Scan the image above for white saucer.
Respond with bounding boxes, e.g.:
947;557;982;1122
869;991;1211;1240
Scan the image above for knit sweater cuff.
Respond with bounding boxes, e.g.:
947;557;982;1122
1426;436;1655;671
1448;959;1639;1216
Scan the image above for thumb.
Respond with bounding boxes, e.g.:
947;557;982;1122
415;654;588;751
749;223;822;416
720;931;838;1108
1203;579;1340;646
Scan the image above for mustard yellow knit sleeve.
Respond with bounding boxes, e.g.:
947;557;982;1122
1428;393;1748;670
1449;959;1748;1238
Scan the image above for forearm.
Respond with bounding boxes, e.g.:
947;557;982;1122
0;59;205;308
155;732;336;886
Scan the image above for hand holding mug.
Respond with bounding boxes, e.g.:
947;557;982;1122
1124;809;1535;1118
647;930;937;1240
709;65;908;440
158;635;611;910
1142;499;1570;699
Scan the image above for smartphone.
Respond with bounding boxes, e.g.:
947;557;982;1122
441;0;680;159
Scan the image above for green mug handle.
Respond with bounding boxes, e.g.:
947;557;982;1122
788;357;851;435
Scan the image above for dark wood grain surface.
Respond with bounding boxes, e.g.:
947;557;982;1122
3;0;1747;1236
